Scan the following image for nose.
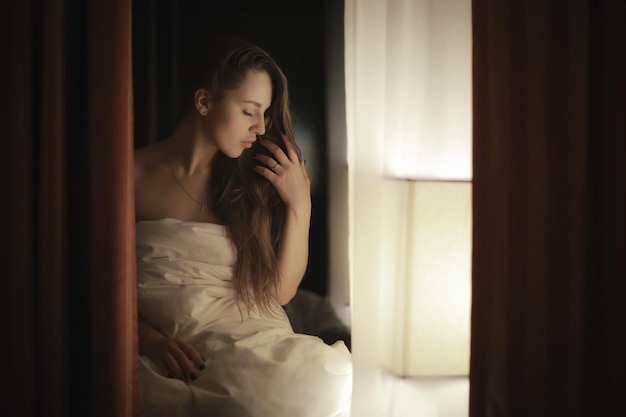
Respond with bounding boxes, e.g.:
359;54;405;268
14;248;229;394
251;114;266;136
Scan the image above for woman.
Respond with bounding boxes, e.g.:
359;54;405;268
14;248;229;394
134;36;352;416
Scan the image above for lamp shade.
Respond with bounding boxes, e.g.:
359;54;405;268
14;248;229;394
381;180;472;376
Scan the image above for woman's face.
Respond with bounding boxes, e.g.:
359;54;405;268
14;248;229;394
204;70;272;158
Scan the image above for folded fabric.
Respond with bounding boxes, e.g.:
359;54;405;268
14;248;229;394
136;218;352;417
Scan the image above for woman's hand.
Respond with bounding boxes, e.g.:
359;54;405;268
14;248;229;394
253;134;312;304
138;317;205;382
254;135;311;215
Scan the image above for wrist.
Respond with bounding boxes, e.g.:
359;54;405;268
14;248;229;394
286;202;311;221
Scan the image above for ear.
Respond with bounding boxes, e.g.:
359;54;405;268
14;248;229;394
194;88;213;116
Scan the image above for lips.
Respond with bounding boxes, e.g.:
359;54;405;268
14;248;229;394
241;138;256;149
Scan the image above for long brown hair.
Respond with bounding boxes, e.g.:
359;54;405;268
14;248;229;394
180;36;300;312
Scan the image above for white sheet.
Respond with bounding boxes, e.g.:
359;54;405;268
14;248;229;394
136;218;352;417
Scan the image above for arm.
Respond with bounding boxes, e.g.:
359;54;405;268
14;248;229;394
275;200;311;304
254;136;311;305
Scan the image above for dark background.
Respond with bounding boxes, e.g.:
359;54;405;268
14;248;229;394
132;0;334;296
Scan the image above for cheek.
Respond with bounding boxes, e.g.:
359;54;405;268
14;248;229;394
222;112;247;136
217;120;240;141
204;110;233;138
212;117;246;151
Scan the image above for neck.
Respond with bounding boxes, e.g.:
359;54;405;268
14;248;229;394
166;114;219;175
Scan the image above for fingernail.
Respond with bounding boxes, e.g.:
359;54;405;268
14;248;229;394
190;373;197;381
198;364;205;371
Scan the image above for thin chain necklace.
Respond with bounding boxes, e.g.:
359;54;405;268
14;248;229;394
169;162;206;213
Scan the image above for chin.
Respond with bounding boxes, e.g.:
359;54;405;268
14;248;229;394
220;148;243;159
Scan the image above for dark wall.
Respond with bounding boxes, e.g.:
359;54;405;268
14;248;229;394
132;0;332;296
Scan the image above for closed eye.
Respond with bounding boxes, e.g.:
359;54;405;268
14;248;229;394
243;110;253;117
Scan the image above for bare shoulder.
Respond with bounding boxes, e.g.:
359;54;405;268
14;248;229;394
135;142;158;175
134;141;171;221
134;141;169;183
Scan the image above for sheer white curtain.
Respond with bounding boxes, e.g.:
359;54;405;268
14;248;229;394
343;0;472;415
344;0;387;414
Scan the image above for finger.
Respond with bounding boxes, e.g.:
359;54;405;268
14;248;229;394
161;353;185;381
253;154;280;171
300;159;311;182
178;342;206;372
280;132;294;151
169;344;197;381
280;133;300;161
254;164;276;180
260;139;290;164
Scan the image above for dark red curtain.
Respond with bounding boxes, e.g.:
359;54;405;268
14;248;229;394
2;1;139;416
471;1;625;416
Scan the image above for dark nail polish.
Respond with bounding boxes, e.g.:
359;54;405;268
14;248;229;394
198;364;205;371
190;373;197;381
